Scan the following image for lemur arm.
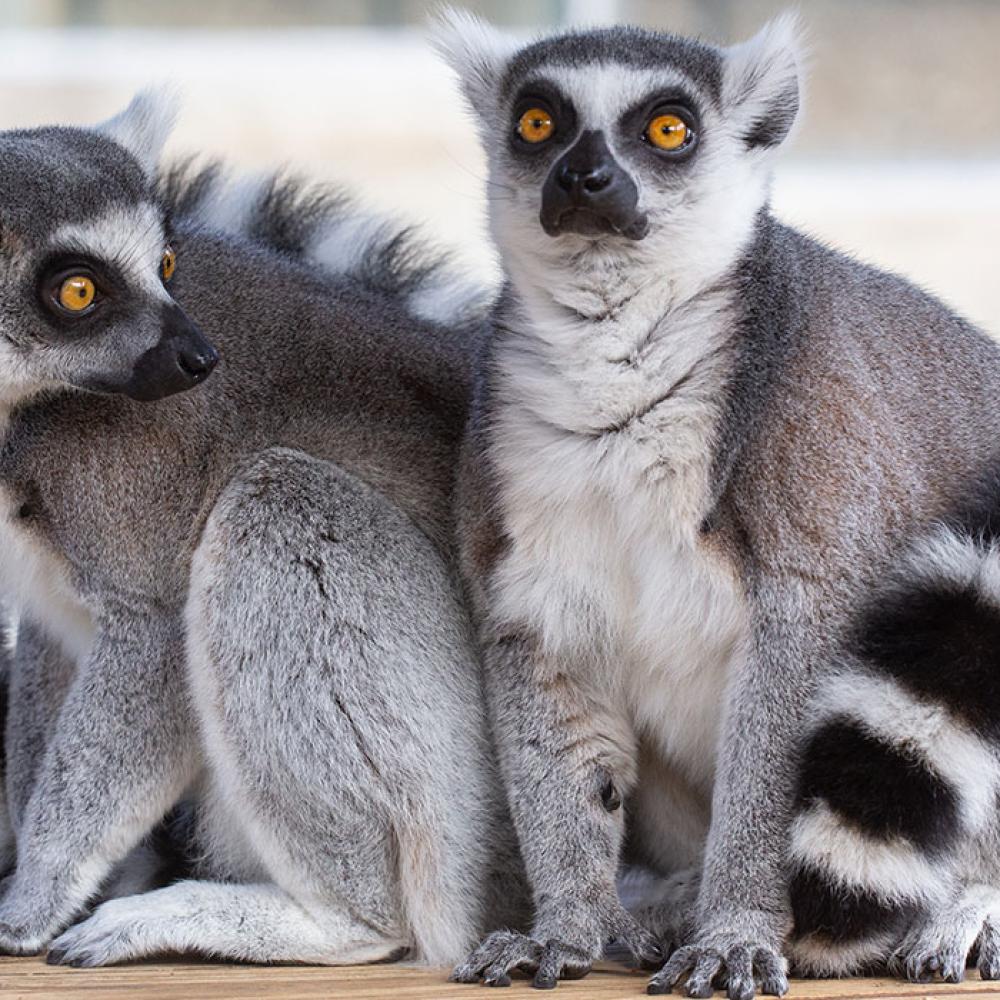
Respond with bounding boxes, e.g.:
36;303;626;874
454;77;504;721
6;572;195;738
650;574;824;999
5;618;78;833
452;634;661;987
0;602;198;955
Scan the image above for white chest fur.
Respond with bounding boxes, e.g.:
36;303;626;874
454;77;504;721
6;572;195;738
0;406;93;662
0;492;94;662
488;282;747;792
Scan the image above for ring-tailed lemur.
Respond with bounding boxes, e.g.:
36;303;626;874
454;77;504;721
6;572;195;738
435;8;1000;995
0;91;528;966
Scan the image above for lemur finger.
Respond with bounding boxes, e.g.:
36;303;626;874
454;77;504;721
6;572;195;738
904;953;935;984
532;939;591;989
482;965;513;988
685;952;724;998
723;947;754;1000
616;916;666;969
979;922;1000;980
647;946;698;995
939;950;967;984
753;949;789;997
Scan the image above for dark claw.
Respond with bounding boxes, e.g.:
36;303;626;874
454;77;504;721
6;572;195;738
45;948;65;965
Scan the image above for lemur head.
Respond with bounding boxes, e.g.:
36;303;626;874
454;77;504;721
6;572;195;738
434;9;802;299
0;91;218;405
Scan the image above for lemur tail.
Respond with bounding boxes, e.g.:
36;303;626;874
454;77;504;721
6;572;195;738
786;525;1000;976
157;158;491;329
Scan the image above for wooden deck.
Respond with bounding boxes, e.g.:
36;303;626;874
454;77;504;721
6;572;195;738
2;959;1000;999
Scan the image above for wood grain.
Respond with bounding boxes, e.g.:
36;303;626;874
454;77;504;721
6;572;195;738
2;958;1000;1000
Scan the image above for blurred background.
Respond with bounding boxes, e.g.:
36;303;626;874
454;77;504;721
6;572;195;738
1;0;997;331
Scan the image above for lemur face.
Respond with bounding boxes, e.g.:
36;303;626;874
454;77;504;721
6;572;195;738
437;10;802;283
0;94;217;405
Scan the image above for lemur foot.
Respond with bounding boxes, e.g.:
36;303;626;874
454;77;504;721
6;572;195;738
891;885;1000;985
451;902;662;988
47;897;149;967
0;880;67;956
648;916;788;1000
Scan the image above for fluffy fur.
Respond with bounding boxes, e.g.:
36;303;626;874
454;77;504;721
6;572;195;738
0;96;527;966
788;525;1000;980
438;8;1000;996
158;158;491;327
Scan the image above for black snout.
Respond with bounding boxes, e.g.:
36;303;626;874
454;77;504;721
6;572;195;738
540;130;648;240
557;161;613;197
123;304;219;402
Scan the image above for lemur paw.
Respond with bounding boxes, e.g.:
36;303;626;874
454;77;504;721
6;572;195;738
648;934;788;999
0;911;60;955
891;886;1000;985
0;876;68;955
451;904;662;988
904;949;966;985
450;930;545;987
47;899;147;968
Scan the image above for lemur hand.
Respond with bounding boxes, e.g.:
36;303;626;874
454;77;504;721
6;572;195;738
647;910;788;1000
451;894;663;988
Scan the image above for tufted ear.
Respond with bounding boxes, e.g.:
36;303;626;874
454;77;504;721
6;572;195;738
97;88;178;178
429;6;518;119
722;11;804;149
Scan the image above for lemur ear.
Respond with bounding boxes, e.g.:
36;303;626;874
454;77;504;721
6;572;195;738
97;88;178;178
430;6;517;119
722;11;804;149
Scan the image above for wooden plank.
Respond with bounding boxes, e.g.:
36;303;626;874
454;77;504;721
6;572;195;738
2;958;1000;1000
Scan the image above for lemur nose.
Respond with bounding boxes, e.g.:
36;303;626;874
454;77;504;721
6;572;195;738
177;342;219;381
557;163;613;197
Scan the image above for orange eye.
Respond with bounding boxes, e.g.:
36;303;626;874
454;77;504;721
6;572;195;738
161;245;176;282
57;275;96;313
518;107;555;144
646;113;690;151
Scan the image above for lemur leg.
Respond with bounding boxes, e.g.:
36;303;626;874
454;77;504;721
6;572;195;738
452;639;662;988
650;581;823;1000
4;618;76;833
0;608;197;954
52;447;502;967
47;880;401;967
5;619;187;904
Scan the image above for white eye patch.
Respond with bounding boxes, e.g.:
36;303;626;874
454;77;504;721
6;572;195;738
49;202;170;300
535;64;702;132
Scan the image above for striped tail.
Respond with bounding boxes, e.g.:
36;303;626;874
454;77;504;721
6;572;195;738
787;525;1000;976
157;157;492;328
